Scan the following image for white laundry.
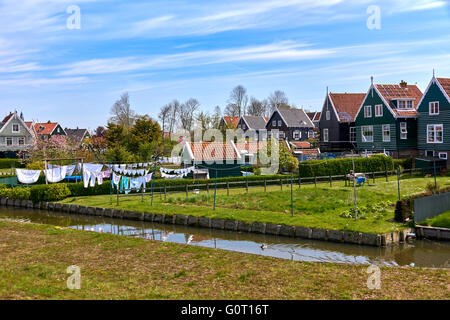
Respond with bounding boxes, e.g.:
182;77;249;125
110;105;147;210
16;169;41;184
44;167;67;183
144;173;153;183
65;165;76;177
83;164;103;188
112;172;121;188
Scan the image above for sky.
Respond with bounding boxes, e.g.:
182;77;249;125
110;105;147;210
1;0;450;131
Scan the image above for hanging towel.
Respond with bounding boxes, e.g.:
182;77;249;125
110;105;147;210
16;169;41;184
144;173;153;183
120;176;130;194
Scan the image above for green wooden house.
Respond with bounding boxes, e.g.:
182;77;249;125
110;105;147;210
416;76;450;167
354;79;423;158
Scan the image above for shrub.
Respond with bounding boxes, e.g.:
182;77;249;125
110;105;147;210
298;155;394;178
394;158;413;170
0;186;31;200
0;158;24;169
30;184;71;202
395;200;410;222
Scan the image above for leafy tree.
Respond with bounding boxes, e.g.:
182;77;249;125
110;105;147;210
106;122;127;148
103;145;136;164
128;115;162;153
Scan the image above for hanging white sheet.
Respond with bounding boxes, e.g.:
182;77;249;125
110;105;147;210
16;169;41;184
44;167;68;183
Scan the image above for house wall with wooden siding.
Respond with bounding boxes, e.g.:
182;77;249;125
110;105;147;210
355;87;418;154
417;82;450;153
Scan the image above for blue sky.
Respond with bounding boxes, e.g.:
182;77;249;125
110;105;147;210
1;0;450;130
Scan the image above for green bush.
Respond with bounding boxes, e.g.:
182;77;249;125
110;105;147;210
0;186;31;200
394;158;413;170
298;155;394;178
30;184;71;202
0;158;24;169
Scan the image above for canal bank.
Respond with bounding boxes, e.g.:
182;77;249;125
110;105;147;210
0;218;448;300
0;197;412;247
1;206;450;267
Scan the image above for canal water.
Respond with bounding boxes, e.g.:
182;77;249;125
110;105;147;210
1;206;449;268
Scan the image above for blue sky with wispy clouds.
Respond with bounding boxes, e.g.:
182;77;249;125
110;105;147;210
1;0;450;130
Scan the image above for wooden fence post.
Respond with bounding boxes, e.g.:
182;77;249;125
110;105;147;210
206;182;209;193
314;175;317;188
280;179;283;190
227;182;229;196
264;179;267;192
186;184;188;198
246;179;248;193
164;185;167;200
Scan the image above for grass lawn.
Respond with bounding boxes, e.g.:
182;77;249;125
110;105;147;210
420;211;450;229
0;220;448;300
60;176;450;234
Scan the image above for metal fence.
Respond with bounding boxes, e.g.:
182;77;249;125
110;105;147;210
414;192;450;223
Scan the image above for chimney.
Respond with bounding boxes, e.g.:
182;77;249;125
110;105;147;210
400;80;407;88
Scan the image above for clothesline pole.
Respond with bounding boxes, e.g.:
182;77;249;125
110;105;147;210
213;170;217;211
151;166;155;206
44;160;48;185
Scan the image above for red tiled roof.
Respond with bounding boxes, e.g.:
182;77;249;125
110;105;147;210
191;142;239;161
1;113;13;123
437;78;450;98
329;93;366;121
290;141;311;149
222;116;239;128
293;148;320;156
313;112;321;122
34;122;58;135
235;141;265;154
375;84;423;116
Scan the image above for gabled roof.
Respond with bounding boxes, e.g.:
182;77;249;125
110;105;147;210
0;111;35;137
222;116;239;128
65;128;89;144
329;93;366;122
241;116;267;130
275;108;314;128
184;141;241;161
436;78;450;101
374;83;423;117
34;122;65;135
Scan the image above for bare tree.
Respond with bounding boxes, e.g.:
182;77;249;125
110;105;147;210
268;90;289;114
225;85;248;117
109;92;136;130
180;98;200;132
167;99;180;136
212;105;222;129
158;104;171;133
196;111;212;132
247;97;267;117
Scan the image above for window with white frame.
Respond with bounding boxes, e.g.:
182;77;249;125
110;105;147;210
375;105;383;117
364;106;372;118
326;110;330;121
293;130;301;140
425;150;435;157
308;130;314;138
272;120;276;127
427;124;443;143
279;131;285;139
18;137;25;145
361;126;373;142
278;120;282;127
439;152;448;160
429;101;439;115
6;138;12;146
323;129;329;142
382;124;391;142
397;100;414;109
400;122;407;140
349;127;356;142
12;124;19;133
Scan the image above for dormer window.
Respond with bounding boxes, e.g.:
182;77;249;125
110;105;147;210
397;100;414;109
429;101;439;115
326;111;330;121
12;124;19;133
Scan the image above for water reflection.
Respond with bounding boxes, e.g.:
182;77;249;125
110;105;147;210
1;206;449;268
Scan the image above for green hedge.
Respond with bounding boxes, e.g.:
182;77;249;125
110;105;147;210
0;185;31;200
394;158;413;170
0;159;24;169
30;184;71;202
298;155;394;178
